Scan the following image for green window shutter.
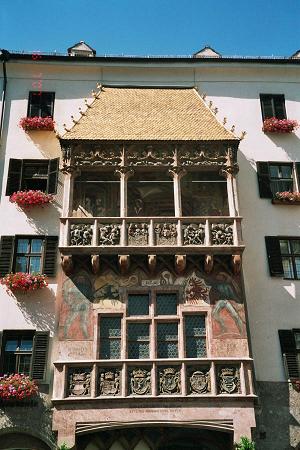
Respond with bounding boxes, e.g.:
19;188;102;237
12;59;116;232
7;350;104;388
5;159;23;195
278;330;299;379
43;236;58;277
265;236;284;277
0;236;15;276
260;95;274;120
256;162;272;198
47;158;59;194
31;331;49;381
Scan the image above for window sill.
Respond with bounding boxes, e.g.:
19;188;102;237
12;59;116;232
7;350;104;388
272;199;300;205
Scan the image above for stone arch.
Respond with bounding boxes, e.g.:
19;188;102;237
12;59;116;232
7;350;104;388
0;430;54;450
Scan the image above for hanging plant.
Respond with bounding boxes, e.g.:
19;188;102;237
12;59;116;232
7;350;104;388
263;118;298;133
0;374;38;401
19;116;55;131
9;190;54;208
0;272;48;293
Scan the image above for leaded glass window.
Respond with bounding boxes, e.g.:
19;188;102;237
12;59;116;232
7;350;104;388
185;315;206;358
128;323;150;359
128;294;149;316
100;317;121;359
156;293;177;315
157;322;178;358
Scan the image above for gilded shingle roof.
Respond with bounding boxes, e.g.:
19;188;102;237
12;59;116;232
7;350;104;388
62;87;238;141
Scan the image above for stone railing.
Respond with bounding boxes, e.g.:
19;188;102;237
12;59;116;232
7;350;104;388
59;216;243;255
52;358;254;401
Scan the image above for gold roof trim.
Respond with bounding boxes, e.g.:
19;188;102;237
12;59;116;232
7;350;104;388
62;86;239;141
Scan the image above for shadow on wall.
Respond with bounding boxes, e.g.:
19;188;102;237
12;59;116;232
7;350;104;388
254;381;300;450
263;132;300;162
23;129;61;159
22;196;62;234
11;286;56;333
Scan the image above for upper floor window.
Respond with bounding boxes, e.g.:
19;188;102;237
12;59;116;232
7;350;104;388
0;330;49;381
265;236;300;279
6;158;59;195
0;235;58;277
98;292;207;360
279;329;300;379
260;94;286;120
257;162;300;198
27;92;55;118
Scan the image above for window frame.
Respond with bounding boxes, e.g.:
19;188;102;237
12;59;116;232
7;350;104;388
257;161;300;199
14;237;44;274
97;289;208;360
260;94;287;121
2;331;34;375
279;237;300;280
27;91;55;118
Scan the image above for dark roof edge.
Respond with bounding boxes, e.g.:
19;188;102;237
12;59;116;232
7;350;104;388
1;51;300;65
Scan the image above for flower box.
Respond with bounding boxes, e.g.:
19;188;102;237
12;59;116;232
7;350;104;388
290;378;300;392
9;190;53;208
0;374;38;402
0;272;48;293
272;191;300;204
263;117;298;133
19;116;55;131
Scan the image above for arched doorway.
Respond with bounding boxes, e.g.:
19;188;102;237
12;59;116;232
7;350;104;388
78;426;233;450
0;432;52;450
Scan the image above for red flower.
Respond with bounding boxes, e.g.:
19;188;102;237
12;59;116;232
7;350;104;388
275;191;300;202
263;118;298;133
0;272;48;293
0;374;38;401
10;190;53;208
19;116;55;131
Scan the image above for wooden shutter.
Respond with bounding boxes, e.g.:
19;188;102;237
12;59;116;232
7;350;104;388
295;163;300;189
43;236;58;277
0;236;15;276
257;162;272;198
274;95;286;120
5;159;23;195
260;95;274;120
47;158;59;194
265;236;284;277
31;331;49;381
278;330;299;378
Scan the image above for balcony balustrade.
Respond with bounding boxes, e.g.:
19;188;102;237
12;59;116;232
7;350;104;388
59;216;244;255
52;357;254;401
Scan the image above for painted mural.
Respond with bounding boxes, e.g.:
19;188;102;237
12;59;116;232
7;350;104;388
59;260;246;341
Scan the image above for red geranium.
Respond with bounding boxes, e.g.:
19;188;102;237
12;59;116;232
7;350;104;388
0;273;48;293
19;116;55;131
10;190;53;208
0;374;38;401
275;191;300;202
263;118;298;133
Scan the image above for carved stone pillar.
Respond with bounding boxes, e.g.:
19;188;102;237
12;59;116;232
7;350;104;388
115;166;134;218
169;166;186;217
220;146;239;217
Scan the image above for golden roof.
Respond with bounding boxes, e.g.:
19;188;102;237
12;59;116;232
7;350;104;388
62;87;238;141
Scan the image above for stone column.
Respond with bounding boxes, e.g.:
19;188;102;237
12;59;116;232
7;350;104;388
115;166;134;218
221;147;240;217
169;166;186;217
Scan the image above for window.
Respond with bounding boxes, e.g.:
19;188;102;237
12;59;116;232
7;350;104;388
0;330;49;380
6;158;59;195
0;236;58;277
14;237;43;273
260;94;286;120
279;329;300;379
265;236;300;279
27;92;55;118
181;171;228;216
73;171;120;217
98;292;207;360
257;162;300;199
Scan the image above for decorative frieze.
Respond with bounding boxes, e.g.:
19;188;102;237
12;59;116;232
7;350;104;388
159;367;181;394
188;368;210;394
68;368;91;396
218;367;240;394
155;223;177;245
211;223;233;245
73;148;122;167
70;224;93;246
129;368;151;395
128;223;148;246
183;224;205;245
178;146;227;167
99;224;120;245
99;369;120;396
127;145;174;166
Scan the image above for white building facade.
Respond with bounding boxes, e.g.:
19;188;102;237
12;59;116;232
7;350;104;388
0;45;299;450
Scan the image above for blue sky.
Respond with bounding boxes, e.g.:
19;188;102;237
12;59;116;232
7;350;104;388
0;0;299;57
